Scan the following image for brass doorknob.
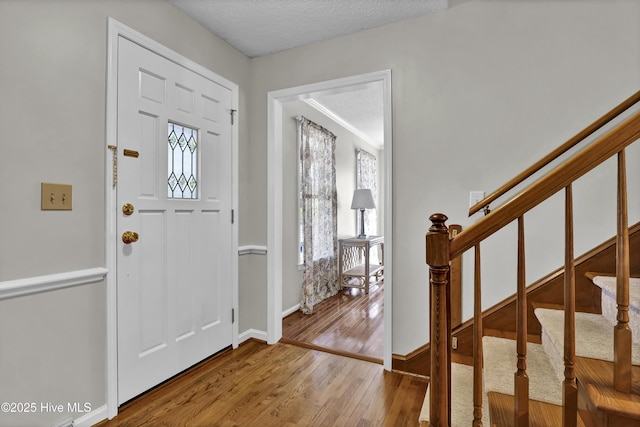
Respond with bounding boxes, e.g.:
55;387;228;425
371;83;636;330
122;203;135;216
122;231;139;244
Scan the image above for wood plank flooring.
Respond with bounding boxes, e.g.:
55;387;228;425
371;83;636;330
96;340;427;427
282;282;384;363
487;392;587;427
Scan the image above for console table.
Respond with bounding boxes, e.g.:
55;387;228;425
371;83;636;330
338;235;384;294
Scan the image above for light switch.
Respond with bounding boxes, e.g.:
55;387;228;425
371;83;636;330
41;183;72;210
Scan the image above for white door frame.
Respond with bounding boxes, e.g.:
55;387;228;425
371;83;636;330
104;18;239;418
267;70;393;370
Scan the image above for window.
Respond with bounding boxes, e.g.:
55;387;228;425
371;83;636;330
168;123;198;199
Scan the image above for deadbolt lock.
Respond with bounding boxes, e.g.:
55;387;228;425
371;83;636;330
122;203;135;216
122;231;139;244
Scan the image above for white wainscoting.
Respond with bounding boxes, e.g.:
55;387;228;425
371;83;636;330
0;267;108;301
238;245;267;344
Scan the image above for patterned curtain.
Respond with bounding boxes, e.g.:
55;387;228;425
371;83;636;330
356;149;378;237
298;117;339;314
357;149;379;263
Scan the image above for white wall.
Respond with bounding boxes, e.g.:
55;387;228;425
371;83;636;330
248;0;640;355
0;1;250;425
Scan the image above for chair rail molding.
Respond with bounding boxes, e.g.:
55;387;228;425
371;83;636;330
0;267;108;301
239;245;268;255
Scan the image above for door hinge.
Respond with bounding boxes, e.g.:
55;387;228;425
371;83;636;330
230;109;237;125
231;209;235;224
232;308;235;323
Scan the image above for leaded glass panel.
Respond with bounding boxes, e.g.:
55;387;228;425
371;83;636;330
168;123;198;199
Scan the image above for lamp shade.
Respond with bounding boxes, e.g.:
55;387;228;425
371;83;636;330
351;189;376;210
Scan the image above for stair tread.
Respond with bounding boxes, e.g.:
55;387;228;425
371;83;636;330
419;362;490;427
592;275;640;314
483;336;563;406
488;391;587;427
592;275;640;344
575;356;640;422
535;308;640;365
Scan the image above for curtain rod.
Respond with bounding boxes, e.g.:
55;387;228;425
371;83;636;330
295;115;336;139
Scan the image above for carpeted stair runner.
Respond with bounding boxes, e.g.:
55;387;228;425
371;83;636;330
419;275;640;425
592;275;640;343
482;336;563;406
535;307;640;383
419;362;490;426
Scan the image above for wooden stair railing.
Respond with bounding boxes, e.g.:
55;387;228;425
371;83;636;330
514;216;529;426
426;99;640;427
615;149;632;394
472;243;482;427
469;90;640;217
426;214;451;427
564;184;578;427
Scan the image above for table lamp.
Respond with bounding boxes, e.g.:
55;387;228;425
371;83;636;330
351;189;376;238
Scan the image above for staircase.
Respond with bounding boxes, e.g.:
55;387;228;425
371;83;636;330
420;275;640;426
422;91;640;426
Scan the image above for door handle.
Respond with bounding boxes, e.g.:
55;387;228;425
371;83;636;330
122;231;139;244
122;203;135;216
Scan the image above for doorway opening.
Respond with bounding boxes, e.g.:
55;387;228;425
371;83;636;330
267;70;392;369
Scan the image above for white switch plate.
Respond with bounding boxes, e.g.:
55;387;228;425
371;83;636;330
469;191;485;209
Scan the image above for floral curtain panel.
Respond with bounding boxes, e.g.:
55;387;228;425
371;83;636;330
356;149;378;236
357;149;379;262
298;117;339;314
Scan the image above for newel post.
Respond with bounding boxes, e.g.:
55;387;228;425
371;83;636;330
426;213;451;427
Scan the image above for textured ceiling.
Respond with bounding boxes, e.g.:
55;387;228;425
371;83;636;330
168;0;449;147
307;82;385;149
168;0;448;58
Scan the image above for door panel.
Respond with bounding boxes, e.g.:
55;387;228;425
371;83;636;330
116;37;233;404
138;112;161;197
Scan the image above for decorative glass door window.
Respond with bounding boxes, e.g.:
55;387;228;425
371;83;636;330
167;123;198;199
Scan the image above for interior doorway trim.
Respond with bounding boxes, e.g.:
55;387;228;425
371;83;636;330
267;70;393;370
104;18;239;419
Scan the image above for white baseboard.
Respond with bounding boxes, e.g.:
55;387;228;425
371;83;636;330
282;303;300;317
74;403;108;427
239;328;268;343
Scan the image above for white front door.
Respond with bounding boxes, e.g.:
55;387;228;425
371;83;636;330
116;36;233;404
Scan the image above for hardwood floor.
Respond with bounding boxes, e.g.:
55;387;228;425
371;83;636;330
96;339;427;427
282;281;384;363
487;392;587;427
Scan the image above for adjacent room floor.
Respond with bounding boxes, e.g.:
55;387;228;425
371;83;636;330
281;281;384;363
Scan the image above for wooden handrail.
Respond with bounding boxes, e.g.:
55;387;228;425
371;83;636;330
468;90;640;217
452;110;640;259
